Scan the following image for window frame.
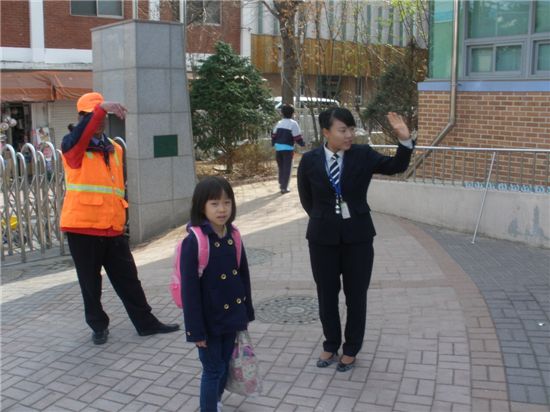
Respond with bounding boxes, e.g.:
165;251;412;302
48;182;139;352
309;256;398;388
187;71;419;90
186;0;222;26
463;0;549;79
70;0;124;19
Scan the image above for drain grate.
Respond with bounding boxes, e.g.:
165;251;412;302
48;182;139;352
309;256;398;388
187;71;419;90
255;295;319;325
246;247;275;266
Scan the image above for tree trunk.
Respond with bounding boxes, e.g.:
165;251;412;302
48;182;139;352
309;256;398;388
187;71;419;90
274;0;298;105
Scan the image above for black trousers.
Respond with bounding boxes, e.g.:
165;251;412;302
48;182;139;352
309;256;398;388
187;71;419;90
276;150;294;190
67;233;159;333
308;241;374;357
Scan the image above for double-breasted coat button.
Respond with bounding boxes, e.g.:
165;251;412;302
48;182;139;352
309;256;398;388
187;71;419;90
236;298;242;304
227;239;234;245
220;274;227;280
214;241;220;248
224;304;229;310
187;332;191;336
232;269;238;275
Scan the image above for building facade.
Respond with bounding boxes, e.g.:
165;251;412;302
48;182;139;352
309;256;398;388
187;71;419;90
0;0;240;148
1;0;426;148
416;0;549;189
418;0;549;150
244;0;427;105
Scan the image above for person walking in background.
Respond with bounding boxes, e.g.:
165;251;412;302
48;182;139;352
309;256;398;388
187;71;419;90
60;92;179;345
272;104;305;194
297;107;414;372
180;176;255;412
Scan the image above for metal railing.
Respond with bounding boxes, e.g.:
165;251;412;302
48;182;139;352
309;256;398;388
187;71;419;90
1;137;127;264
1;142;65;264
371;145;550;193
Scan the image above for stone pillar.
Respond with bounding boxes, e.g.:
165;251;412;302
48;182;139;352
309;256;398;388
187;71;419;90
92;20;196;243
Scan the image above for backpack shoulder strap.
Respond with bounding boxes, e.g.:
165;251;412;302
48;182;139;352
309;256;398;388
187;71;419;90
188;226;209;277
231;224;243;267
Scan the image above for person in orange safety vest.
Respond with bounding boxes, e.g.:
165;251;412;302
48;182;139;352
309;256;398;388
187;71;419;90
61;92;179;345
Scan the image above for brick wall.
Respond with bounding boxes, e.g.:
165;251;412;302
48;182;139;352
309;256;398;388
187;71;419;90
415;91;550;188
418;91;550;149
186;1;241;54
1;0;30;47
43;0;133;49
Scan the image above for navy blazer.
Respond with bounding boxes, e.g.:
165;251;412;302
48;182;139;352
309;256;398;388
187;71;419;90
297;143;413;245
180;223;254;342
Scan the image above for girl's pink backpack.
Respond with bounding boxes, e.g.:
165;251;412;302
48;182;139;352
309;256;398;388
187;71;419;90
170;224;243;308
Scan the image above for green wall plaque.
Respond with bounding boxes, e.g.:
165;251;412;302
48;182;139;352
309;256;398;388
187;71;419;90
153;134;178;158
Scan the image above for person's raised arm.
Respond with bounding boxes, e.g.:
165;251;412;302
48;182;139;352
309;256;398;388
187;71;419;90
372;112;414;175
61;102;127;169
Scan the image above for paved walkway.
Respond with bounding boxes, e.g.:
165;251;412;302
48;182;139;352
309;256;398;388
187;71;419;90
1;180;549;412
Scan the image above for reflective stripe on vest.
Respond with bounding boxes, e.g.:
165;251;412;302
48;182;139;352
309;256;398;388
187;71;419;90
66;183;125;198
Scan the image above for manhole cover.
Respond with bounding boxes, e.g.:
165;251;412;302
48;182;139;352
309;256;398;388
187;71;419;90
255;295;319;324
246;248;275;266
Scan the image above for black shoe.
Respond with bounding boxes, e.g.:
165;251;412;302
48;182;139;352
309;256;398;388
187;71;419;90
316;352;338;368
336;357;356;372
137;323;180;336
92;329;109;345
281;189;290;194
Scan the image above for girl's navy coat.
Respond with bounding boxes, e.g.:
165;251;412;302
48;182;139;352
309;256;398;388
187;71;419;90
180;222;254;342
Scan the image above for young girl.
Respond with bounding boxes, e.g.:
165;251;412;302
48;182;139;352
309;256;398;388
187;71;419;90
181;176;255;412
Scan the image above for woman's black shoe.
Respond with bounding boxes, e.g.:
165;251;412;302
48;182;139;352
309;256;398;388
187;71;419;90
316;352;338;368
92;329;109;345
336;357;356;372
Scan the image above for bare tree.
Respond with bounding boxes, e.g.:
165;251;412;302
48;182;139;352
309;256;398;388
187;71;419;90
262;0;303;105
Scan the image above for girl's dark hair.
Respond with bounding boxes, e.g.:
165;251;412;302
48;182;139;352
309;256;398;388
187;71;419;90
190;176;236;226
318;107;356;130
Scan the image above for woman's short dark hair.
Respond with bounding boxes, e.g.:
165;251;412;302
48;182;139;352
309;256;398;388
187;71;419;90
281;104;295;119
318;107;356;130
190;176;236;226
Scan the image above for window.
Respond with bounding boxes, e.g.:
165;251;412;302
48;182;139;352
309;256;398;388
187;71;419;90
355;77;364;105
468;1;529;38
186;0;221;25
377;7;383;43
257;2;263;34
388;7;394;44
70;0;123;17
535;41;550;72
366;5;372;41
536;0;550;33
470;44;523;73
317;76;341;100
464;0;550;78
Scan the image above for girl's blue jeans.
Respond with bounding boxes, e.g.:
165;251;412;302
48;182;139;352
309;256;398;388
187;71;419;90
198;332;237;412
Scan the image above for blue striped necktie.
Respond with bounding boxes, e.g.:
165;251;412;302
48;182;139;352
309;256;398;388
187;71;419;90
329;153;341;214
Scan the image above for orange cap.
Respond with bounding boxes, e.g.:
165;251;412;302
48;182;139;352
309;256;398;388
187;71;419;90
77;92;104;113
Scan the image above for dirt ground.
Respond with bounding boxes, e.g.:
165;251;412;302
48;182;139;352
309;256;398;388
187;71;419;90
195;152;304;187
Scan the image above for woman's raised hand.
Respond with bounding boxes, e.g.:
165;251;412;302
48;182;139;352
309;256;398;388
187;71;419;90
386;112;410;140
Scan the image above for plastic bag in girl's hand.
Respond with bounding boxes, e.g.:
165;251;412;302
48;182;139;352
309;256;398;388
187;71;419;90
226;331;262;397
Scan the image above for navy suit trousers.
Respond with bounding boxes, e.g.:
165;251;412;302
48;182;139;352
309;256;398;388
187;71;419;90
308;241;374;357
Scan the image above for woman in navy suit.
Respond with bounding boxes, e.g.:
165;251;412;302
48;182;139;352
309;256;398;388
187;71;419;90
297;108;413;371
